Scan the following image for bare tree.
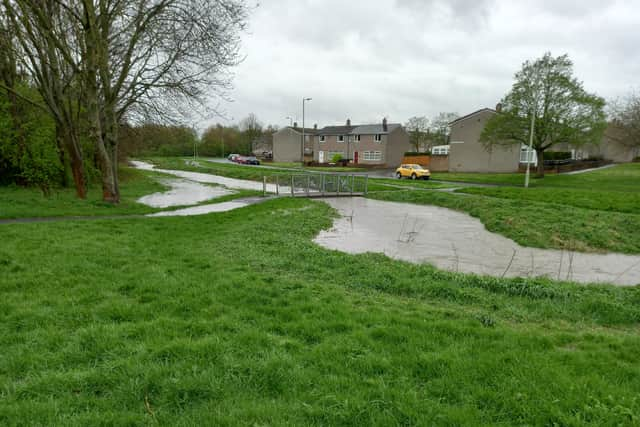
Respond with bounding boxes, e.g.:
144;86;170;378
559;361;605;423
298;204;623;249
405;116;429;152
4;0;249;202
430;112;459;146
610;91;640;156
239;113;262;154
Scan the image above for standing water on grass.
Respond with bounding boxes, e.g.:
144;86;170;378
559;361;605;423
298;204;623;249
315;197;640;286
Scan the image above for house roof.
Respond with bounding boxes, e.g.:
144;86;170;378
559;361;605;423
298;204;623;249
448;108;496;126
317;125;356;136
287;126;319;135
352;123;401;134
317;123;402;135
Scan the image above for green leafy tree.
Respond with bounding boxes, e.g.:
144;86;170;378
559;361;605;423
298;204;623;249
480;52;607;177
200;124;243;157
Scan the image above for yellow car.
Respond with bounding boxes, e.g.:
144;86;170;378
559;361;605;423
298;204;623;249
395;164;431;180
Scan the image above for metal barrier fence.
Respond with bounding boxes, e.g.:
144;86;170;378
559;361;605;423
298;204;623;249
262;173;368;197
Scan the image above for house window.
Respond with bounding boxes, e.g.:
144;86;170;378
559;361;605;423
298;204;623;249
520;146;537;165
363;151;382;161
354;134;361;142
337;135;345;143
432;145;450;155
319;135;326;143
374;134;382;142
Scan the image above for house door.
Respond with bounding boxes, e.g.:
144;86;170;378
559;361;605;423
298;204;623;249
354;151;358;164
318;151;324;163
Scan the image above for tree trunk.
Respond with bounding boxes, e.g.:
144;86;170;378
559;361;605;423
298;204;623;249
536;148;545;178
55;124;70;187
61;126;87;199
103;108;120;202
83;9;119;205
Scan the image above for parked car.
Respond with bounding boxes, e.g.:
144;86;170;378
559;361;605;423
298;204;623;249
245;156;260;165
227;153;240;162
235;156;247;164
395;164;431;180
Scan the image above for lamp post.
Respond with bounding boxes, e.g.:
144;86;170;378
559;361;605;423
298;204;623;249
302;97;312;166
524;112;535;188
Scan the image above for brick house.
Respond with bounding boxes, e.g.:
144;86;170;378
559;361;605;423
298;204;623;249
313;118;411;166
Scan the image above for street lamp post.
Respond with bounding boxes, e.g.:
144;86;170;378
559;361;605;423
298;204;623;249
524;111;535;188
302;97;312;166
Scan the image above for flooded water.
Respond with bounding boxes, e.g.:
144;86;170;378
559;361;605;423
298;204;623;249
137;179;234;208
315;197;640;286
147;197;266;217
131;160;278;192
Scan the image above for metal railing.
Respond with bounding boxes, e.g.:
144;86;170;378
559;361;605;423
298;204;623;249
262;173;368;197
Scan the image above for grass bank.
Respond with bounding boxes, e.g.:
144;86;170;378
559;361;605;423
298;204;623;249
369;190;640;254
0;167;165;219
0;167;262;220
264;161;362;172
1;197;639;425
434;162;640;190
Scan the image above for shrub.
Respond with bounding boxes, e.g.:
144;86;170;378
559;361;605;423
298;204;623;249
331;153;343;163
544;151;572;161
404;151;430;156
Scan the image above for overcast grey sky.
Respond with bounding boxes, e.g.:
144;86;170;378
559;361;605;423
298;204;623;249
203;0;640;130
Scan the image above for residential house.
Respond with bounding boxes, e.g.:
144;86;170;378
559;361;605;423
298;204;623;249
448;106;638;173
272;124;318;162
313;118;411;166
448;107;521;173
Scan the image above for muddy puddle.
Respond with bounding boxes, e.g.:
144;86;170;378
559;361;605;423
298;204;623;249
315;197;640;286
137;179;234;208
147;197;266;217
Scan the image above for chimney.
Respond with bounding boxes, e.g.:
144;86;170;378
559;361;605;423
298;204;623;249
346;118;351;126
293;122;298;128
495;103;503;113
313;124;317;130
382;117;388;132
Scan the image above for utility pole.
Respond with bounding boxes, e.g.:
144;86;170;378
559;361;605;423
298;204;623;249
302;97;312;166
524;112;535;188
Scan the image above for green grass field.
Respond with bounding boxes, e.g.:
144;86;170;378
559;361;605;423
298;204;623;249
0;167;262;220
0;168;166;219
433;163;640;190
2;197;640;425
264;161;362;172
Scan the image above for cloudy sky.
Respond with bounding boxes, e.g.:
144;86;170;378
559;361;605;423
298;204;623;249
203;0;640;130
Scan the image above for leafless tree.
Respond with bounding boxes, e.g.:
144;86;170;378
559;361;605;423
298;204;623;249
239;113;262;154
610;91;640;155
4;0;249;202
405;116;429;152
